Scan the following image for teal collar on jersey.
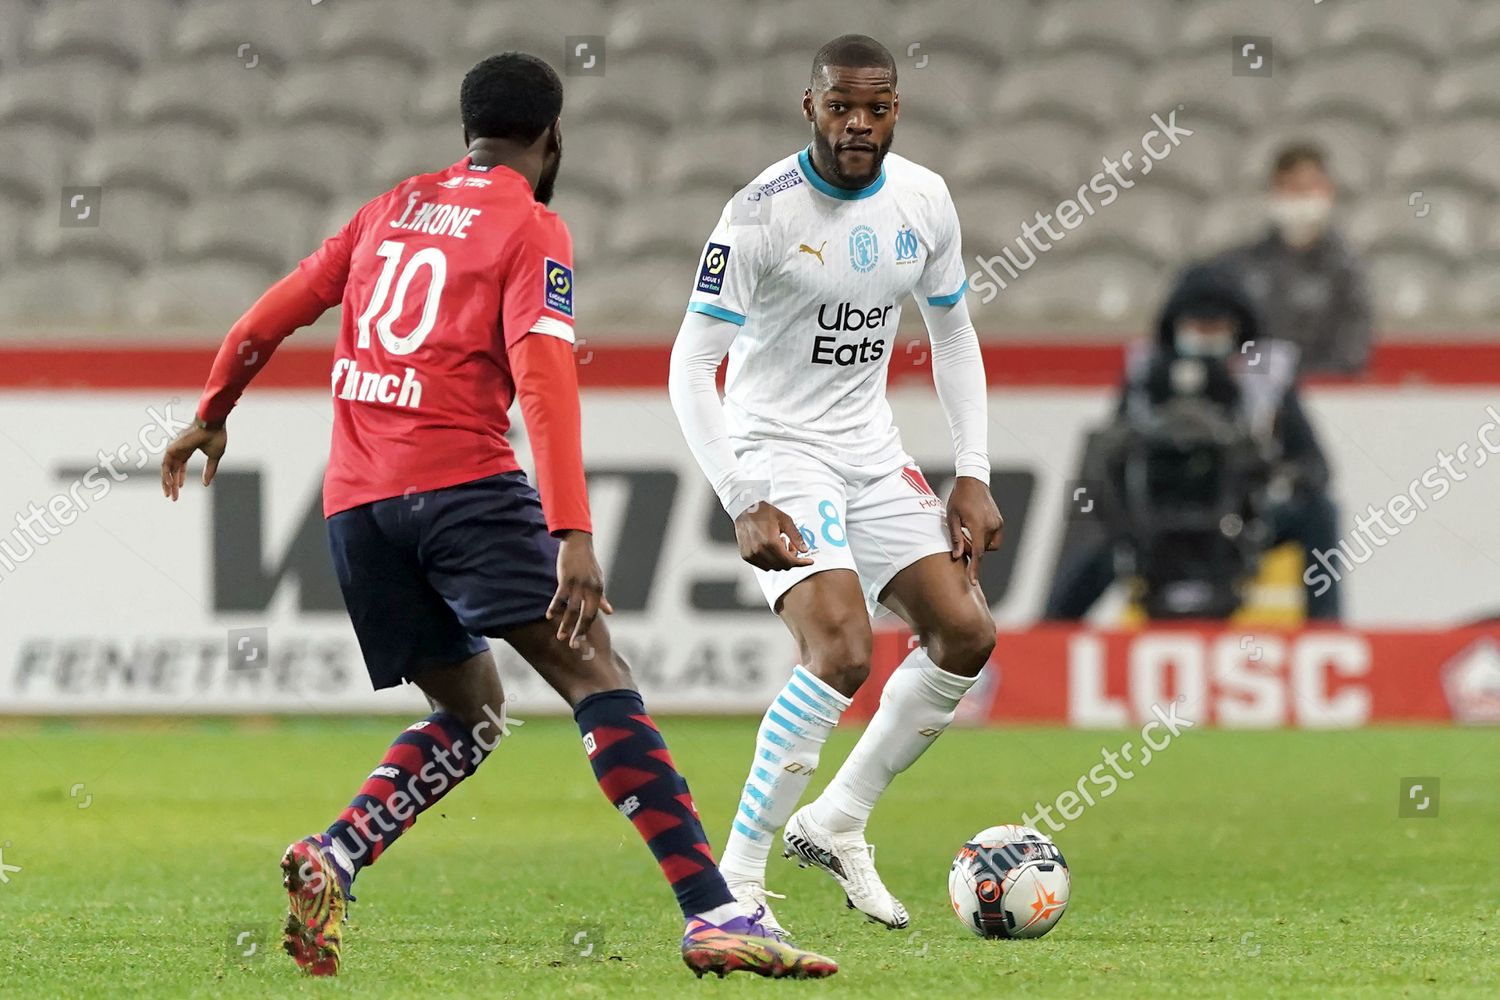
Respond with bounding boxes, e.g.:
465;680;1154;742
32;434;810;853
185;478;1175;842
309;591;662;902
797;146;886;200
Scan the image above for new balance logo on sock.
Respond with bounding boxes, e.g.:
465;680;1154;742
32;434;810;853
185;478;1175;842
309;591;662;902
582;732;598;756
618;795;641;817
372;765;401;780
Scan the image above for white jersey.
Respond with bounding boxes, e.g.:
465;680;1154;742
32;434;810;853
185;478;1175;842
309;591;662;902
687;148;968;478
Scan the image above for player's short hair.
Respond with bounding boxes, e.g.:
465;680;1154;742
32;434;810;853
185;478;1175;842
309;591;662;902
811;34;897;88
460;52;563;144
1271;141;1327;178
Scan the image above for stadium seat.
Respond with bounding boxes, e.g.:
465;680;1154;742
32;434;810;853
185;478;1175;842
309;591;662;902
0;59;124;133
1430;57;1500;120
1173;0;1326;64
1031;0;1175;63
978;248;1166;327
125;260;280;330
548;191;610;267
892;51;1003;133
1456;0;1500;57
1365;250;1453;323
122;61;277;136
1452;262;1500;320
0;0;31;70
578;254;695;328
891;0;1031;65
0;193;32;266
169;0;321;70
0;260;132;326
1388;118;1500;198
703;51;825;129
77;125;225;202
950;119;1095;198
170;192;325;274
24;0;174;71
1344;188;1479;264
1134;52;1279;132
609;0;743;65
1319;0;1467;63
656;126;785;197
28;187;181;272
1280;51;1429;133
268;57;418;132
989;53;1140;132
1098;117;1237;202
1237;118;1389;196
313;0;458;70
606;191;725;260
455;0;611;72
221;125;376;201
0;125;88;205
565;53;702;132
558;120;656;201
1191;192;1272;257
1057;187;1197;268
749;1;901;57
369;125;472;191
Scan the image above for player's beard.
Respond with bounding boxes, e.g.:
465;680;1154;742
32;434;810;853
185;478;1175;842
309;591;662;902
535;130;562;205
812;129;893;189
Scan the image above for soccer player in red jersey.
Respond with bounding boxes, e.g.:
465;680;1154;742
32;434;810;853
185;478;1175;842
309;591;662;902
160;53;835;981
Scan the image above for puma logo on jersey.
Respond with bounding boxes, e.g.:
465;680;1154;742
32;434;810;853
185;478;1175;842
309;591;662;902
798;240;827;265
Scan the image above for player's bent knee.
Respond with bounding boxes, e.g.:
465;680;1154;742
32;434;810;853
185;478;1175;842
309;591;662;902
803;623;874;696
926;613;997;676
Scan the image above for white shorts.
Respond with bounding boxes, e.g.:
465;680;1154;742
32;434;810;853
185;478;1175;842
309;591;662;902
737;443;953;614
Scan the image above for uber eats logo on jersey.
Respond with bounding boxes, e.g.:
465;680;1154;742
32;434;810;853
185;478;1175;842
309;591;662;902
696;242;731;295
812;302;892;366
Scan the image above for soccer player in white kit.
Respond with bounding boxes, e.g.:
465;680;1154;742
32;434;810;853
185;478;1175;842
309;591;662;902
668;35;1004;937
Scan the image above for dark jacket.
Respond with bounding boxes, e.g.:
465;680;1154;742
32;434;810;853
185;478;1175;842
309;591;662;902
1213;228;1374;375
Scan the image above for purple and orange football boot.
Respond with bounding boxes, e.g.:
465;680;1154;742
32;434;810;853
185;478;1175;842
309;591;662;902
280;835;352;976
681;906;838;979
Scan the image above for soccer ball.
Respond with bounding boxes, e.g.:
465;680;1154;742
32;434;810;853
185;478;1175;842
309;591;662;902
948;824;1070;939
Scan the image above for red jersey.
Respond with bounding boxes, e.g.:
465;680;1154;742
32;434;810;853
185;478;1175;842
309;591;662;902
215;156;585;527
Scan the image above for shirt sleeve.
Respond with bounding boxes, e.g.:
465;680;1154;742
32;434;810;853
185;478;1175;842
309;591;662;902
685;190;772;327
501;212;575;350
915;183;969;308
297;207;362;307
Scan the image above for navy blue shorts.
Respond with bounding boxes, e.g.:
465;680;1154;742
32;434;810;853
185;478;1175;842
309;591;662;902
326;471;560;690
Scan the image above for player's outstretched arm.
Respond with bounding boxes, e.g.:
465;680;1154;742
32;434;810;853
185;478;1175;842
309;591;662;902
667;310;811;571
161;269;330;500
918;296;1003;584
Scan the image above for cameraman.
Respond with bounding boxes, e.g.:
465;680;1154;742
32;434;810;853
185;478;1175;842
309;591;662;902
1044;263;1341;621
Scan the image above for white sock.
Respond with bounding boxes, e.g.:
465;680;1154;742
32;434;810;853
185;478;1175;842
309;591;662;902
809;647;979;834
719;665;850;882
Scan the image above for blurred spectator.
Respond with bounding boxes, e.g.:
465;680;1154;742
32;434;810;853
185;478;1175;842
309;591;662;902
1044;262;1341;621
1214;142;1374;375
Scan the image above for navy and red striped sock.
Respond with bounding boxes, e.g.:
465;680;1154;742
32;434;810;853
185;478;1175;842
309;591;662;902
574;689;735;917
325;711;493;877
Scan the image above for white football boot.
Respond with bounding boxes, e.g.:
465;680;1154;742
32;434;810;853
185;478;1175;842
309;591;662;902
782;806;910;929
724;875;792;942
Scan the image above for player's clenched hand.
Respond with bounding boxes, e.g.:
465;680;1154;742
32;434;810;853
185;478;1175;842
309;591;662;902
548;531;614;649
734;501;814;571
946;476;1003;586
161;421;228;502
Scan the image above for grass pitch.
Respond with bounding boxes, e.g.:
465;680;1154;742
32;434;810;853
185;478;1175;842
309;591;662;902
1;717;1495;998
